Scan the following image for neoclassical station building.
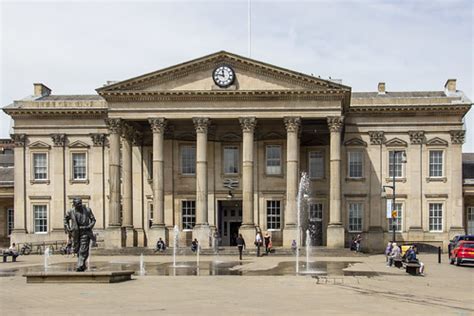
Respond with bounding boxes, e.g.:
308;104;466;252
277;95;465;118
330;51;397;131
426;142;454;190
3;51;472;251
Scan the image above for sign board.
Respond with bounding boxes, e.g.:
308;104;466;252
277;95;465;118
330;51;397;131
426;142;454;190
386;199;392;219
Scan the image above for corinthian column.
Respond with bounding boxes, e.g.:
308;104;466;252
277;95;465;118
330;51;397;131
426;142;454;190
121;123;134;247
147;117;167;247
239;117;257;245
11;134;27;244
192;117;211;248
327;116;344;248
51;134;67;233
283;116;301;247
105;118;123;248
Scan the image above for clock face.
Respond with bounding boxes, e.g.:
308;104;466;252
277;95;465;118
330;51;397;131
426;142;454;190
213;65;235;87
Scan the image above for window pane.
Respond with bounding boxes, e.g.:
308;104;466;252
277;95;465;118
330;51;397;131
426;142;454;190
429;203;443;232
266;145;281;175
182;200;196;230
181;146;196;175
309;151;324;178
429;151;443;177
389;151;404;178
266;200;281;229
33;153;47;180
309;203;323;221
348;151;363;178
34;205;47;233
223;146;239;174
348;203;363;232
72;153;86;180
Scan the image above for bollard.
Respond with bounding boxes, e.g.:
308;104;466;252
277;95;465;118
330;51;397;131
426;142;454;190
438;246;441;263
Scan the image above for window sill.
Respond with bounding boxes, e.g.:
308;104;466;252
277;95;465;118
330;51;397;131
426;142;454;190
385;177;406;183
34;232;48;234
426;177;447;183
267;229;281;232
348;231;363;233
30;180;50;185
70;179;89;184
345;177;366;182
264;173;284;178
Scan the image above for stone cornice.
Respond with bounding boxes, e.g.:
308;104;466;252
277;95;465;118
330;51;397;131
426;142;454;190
3;108;107;118
348;104;471;115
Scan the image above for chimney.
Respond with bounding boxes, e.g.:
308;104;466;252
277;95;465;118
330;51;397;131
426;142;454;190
444;79;456;95
378;82;386;95
33;83;51;97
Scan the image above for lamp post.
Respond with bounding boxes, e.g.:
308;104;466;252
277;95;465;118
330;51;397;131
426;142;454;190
382;150;407;243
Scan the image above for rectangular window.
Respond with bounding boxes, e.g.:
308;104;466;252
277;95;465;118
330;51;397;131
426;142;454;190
266;145;282;175
182;200;196;230
429;203;443;232
348;202;363;232
72;153;87;180
388;151;404;178
7;208;14;236
181;145;196;175
266;200;281;230
429;150;443;177
348;151;363;178
309;151;324;179
388;202;403;232
33;205;47;233
223;146;239;174
33;153;48;180
468;206;474;235
309;203;323;221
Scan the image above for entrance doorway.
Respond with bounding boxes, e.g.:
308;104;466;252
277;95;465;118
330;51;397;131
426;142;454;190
218;200;242;246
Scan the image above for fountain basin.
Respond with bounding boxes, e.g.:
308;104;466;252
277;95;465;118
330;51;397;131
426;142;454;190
23;270;134;283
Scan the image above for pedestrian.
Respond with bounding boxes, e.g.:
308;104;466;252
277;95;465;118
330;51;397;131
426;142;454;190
264;232;271;255
384;242;392;265
291;240;297;254
213;230;220;254
156;238;166;252
191;238;198;252
355;234;362;252
255;230;263;257
236;234;246;260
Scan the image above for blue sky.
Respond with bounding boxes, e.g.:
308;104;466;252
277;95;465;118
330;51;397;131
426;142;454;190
1;0;473;150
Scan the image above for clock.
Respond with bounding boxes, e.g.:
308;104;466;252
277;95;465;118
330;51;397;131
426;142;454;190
212;65;235;87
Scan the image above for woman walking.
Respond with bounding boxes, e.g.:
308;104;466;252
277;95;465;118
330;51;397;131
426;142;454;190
236;234;246;260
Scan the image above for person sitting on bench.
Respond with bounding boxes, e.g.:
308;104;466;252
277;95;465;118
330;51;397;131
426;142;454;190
406;245;424;275
8;243;19;257
156;238;166;252
388;242;401;267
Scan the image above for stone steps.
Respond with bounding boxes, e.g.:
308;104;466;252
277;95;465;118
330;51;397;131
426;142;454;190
92;247;367;257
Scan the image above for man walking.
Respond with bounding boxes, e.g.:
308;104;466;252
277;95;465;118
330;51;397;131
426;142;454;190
236;234;246;260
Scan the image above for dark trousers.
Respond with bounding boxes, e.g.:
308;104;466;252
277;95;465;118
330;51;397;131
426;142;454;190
256;244;260;257
76;233;91;271
238;246;243;260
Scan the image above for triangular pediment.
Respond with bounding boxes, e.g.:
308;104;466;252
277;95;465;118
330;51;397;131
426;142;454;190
29;141;51;149
385;138;408;147
68;140;90;148
344;138;367;147
97;51;350;94
426;137;448;147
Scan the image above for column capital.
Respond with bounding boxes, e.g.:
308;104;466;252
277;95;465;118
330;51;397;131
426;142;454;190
11;134;27;147
327;116;344;133
90;133;108;147
239;117;257;132
132;130;143;146
284;116;301;133
450;130;465;144
193;117;211;133
51;134;67;147
148;117;167;134
368;131;385;145
106;118;122;134
408;131;425;144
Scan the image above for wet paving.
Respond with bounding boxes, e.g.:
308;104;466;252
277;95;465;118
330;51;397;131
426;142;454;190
0;260;376;277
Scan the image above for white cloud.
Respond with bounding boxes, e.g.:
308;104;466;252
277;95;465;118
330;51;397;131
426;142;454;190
1;0;472;150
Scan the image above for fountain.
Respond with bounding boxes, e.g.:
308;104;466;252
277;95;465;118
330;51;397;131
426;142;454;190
139;253;145;276
306;229;311;273
295;172;310;274
172;225;179;268
44;246;51;270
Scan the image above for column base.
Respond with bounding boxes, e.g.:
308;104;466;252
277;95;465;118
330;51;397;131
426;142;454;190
283;225;299;247
239;224;256;248
135;228;145;247
104;226;123;249
124;227;135;247
365;226;384;252
327;224;345;249
147;225;167;249
193;224;211;249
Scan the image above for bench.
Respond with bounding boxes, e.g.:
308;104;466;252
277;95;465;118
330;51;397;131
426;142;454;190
393;258;403;268
2;252;18;263
404;262;421;275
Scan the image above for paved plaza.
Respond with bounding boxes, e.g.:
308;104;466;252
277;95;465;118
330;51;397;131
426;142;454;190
0;253;472;315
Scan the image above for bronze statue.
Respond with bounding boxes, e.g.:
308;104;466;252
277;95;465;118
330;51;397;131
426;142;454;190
64;198;96;272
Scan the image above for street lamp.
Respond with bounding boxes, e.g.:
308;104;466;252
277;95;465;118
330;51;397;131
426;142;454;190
382;150;407;243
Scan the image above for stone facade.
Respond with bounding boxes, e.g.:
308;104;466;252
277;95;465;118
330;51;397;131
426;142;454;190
2;51;472;251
